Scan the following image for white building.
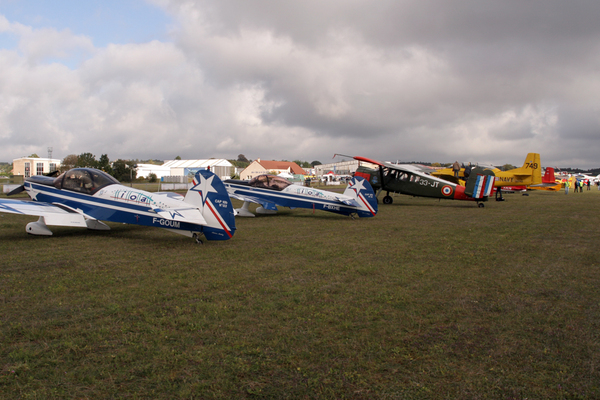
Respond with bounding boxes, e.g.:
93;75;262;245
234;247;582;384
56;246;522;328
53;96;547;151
12;157;61;177
136;164;172;179
161;159;234;180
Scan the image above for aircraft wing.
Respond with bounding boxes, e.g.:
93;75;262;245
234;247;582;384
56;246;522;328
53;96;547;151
354;156;435;176
227;193;279;211
0;198;88;227
529;182;561;188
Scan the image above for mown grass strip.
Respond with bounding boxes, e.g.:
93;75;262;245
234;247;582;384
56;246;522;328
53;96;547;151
1;189;599;398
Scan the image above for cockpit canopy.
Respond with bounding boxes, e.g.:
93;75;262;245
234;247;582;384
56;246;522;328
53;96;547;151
54;168;120;194
248;174;292;191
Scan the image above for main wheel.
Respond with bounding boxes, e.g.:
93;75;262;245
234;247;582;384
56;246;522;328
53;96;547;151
383;195;393;204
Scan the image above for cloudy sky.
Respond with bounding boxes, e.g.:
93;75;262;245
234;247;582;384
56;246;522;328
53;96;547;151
1;0;600;168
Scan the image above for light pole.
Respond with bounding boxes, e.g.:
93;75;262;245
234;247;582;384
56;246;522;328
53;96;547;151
130;164;138;187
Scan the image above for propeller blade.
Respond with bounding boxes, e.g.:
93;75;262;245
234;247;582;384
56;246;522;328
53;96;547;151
7;185;25;196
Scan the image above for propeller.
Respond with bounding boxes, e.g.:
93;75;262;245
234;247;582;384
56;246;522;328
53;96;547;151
7;185;25;196
6;169;59;196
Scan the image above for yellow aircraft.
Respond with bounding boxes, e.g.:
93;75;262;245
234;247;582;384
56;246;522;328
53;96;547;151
432;153;543;188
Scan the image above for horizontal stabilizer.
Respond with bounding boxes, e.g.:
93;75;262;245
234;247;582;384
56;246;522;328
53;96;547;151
337;196;360;207
151;206;207;225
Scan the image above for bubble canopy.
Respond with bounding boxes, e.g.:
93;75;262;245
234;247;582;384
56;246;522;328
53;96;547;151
53;168;120;194
247;174;292;191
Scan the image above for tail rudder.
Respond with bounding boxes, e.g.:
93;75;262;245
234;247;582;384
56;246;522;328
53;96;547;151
521;153;542;184
343;177;378;217
185;169;236;240
465;168;496;199
543;167;555;183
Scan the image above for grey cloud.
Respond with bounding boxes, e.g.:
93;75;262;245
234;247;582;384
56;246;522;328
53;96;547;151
2;1;600;168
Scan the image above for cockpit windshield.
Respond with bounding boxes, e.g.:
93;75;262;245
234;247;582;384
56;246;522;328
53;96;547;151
54;168;120;194
248;174;292;191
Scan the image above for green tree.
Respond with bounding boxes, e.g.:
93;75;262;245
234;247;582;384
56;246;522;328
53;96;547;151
502;164;516;171
28;153;40;158
148;173;158;183
237;154;249;163
61;154;79;172
293;160;312;168
111;160;137;182
76;152;98;168
98;154;112;175
0;162;12;176
311;161;322;166
175;155;182;160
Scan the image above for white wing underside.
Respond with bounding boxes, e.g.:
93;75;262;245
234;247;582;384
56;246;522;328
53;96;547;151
0;199;89;227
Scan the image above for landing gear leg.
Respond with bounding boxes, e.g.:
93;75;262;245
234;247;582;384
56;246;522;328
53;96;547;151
193;233;204;245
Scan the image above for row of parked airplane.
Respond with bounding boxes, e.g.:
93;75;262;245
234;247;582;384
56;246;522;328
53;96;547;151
0;152;551;243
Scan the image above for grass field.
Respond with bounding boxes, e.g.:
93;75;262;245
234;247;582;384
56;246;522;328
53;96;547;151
1;188;599;399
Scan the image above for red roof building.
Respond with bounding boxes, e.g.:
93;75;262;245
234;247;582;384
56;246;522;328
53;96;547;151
240;159;307;180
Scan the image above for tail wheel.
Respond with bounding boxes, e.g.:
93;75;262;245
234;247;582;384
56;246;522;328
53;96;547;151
478;203;485;208
192;233;204;245
383;195;393;204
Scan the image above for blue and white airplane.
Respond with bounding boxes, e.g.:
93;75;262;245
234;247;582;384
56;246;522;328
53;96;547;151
0;168;235;243
224;174;378;218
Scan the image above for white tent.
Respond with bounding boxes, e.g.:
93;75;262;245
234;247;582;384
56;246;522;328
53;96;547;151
277;171;294;180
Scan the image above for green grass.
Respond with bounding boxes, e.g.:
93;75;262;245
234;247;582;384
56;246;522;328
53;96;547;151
1;189;599;398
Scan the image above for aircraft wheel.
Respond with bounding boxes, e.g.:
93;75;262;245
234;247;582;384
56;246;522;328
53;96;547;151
193;233;204;245
383;195;393;205
478;203;485;208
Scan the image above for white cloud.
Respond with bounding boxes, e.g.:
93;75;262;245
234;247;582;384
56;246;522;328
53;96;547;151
2;1;600;168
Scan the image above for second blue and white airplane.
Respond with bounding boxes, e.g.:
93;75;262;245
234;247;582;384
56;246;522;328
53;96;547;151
0;168;235;243
224;174;378;218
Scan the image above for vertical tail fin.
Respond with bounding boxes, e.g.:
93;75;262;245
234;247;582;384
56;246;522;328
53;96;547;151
521;153;542;185
184;169;236;241
465;168;496;199
542;167;555;183
343;177;378;217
